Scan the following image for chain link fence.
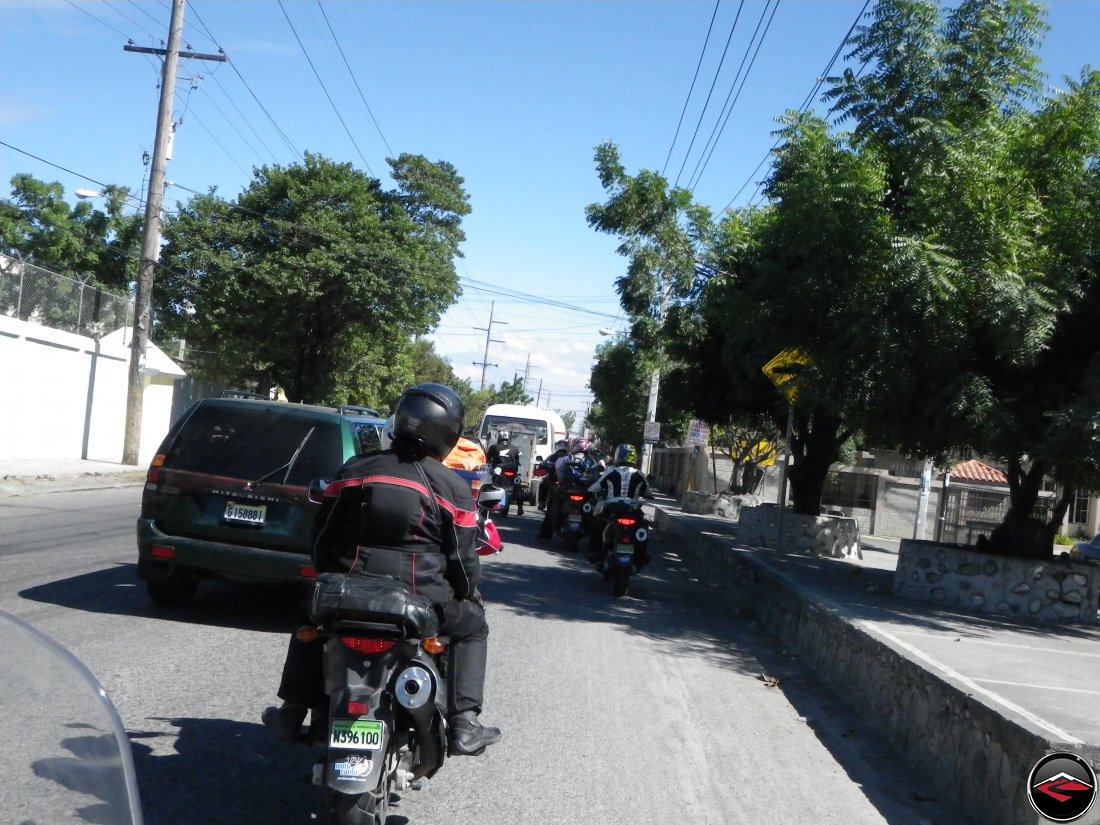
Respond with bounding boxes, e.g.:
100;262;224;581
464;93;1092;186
0;253;132;338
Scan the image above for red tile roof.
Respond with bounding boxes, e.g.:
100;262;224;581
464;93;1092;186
946;459;1008;485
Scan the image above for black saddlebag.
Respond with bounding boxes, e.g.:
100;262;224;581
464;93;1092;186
310;573;439;638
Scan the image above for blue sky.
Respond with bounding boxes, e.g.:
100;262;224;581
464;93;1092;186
1;0;1096;422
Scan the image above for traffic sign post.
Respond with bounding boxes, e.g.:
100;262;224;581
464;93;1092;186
762;350;808;555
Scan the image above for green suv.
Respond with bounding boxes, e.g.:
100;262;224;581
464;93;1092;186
136;397;386;605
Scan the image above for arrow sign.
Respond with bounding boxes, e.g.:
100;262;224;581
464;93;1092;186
762;349;809;404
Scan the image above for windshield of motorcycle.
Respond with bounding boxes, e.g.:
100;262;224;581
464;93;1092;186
0;611;144;825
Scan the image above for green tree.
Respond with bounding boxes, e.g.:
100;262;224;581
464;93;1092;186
822;0;1100;555
0;173;140;331
156;152;470;405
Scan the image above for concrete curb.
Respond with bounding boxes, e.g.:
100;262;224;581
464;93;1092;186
0;474;144;498
653;505;1100;825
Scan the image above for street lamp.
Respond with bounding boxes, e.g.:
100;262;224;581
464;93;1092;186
74;188;105;200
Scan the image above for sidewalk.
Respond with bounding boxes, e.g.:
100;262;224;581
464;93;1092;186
0;458;145;497
652;499;1100;825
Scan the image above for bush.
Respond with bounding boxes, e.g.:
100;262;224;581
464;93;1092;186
1053;534;1076;546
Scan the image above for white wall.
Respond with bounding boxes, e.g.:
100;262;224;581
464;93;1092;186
0;315;183;464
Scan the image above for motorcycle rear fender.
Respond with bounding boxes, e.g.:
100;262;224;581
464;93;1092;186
323;639;447;787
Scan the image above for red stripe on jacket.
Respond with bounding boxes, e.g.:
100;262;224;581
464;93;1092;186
324;474;477;528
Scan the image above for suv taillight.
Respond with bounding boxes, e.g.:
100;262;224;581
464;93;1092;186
146;453;166;486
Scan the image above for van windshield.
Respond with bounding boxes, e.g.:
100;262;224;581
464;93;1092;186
481;415;548;442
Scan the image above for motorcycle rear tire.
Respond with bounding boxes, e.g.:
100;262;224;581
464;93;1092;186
611;565;630;598
563;531;579;553
325;776;389;825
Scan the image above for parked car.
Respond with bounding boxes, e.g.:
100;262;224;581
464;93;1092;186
1070;534;1100;563
136;398;380;605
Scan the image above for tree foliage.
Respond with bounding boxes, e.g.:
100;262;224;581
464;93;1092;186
156;153;470;405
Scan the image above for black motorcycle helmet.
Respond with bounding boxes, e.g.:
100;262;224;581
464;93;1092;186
391;383;465;459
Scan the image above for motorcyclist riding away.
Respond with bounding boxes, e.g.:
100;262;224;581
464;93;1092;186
262;383;501;757
538;437;592;541
537;439;570;511
588;443;652;568
486;430;524;515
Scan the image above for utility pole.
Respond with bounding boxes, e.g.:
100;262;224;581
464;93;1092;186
121;0;225;465
473;300;507;391
534;378;543;406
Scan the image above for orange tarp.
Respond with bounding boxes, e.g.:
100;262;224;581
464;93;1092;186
444;437;487;471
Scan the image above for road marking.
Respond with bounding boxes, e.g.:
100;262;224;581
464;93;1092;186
973;678;1100;697
860;621;1084;744
889;630;1100;659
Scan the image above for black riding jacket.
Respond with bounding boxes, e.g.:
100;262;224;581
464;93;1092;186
311;449;480;605
487;443;521;471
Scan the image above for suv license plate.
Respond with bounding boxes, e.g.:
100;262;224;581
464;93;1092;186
330;719;383;750
224;500;266;525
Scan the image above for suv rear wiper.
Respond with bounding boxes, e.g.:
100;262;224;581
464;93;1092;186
248;427;316;487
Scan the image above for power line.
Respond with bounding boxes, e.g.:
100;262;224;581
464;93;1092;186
722;0;872;212
688;0;782;193
673;0;747;188
277;0;374;176
315;0;394;159
662;0;723;178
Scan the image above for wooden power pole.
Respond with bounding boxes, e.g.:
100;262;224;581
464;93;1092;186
121;0;225;465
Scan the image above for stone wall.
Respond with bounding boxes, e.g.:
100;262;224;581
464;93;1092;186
894;540;1100;624
652;507;1100;825
738;504;861;559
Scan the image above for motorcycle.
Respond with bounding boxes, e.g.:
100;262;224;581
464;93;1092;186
591;498;650;598
491;463;525;517
560;481;595;552
301;484;504;825
0;610;144;824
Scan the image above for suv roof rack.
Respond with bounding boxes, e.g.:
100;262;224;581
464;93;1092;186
338;405;382;418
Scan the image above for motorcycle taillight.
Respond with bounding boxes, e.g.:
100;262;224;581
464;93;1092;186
340;637;396;654
616;517;637;526
569;494;586;502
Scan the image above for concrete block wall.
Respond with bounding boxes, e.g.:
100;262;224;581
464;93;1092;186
652;507;1100;825
0;314;181;464
738;505;861;559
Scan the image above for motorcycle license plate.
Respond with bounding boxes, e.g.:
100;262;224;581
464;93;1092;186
223;500;266;526
330;718;384;750
568;513;583;525
615;549;634;565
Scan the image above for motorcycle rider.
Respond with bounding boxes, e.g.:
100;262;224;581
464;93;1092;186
537;438;570;511
538;436;592;541
588;443;652;568
486;430;524;515
262;383;501;757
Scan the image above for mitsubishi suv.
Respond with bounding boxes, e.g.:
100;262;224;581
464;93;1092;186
136;397;386;605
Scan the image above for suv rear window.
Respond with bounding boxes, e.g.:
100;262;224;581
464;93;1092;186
165;405;343;486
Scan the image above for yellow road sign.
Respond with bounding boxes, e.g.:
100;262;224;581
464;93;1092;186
762;349;808;403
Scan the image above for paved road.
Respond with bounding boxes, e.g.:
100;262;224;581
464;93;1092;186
1;486;975;824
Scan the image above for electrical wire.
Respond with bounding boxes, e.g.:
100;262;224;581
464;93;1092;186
187;1;303;162
662;0;723;179
687;0;781;193
673;0;746;188
62;0;132;39
316;0;394;159
277;0;375;177
722;0;872;212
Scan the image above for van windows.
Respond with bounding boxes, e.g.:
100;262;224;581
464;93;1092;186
480;415;548;442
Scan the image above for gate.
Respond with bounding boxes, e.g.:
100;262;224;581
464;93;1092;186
937;483;1053;545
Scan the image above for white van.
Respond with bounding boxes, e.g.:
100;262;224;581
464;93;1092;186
477;407;567;503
